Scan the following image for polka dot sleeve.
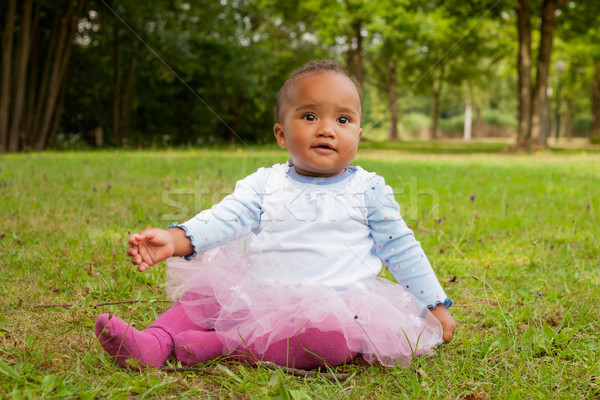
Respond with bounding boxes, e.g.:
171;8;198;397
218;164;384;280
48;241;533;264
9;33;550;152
170;167;270;260
365;175;453;309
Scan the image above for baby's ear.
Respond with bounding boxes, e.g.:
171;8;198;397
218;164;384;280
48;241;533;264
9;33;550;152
273;123;287;149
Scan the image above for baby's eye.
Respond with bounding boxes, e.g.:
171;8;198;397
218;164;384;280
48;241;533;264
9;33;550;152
302;114;317;121
338;116;351;124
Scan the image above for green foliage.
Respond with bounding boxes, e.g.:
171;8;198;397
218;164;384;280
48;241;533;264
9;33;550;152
64;0;327;147
438;109;518;133
481;109;518;128
403;112;431;131
1;147;599;398
440;116;466;133
574;114;591;136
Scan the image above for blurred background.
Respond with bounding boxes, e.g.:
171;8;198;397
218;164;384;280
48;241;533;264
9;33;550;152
0;0;598;151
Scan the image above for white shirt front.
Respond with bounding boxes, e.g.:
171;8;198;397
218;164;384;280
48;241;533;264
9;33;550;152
248;162;381;292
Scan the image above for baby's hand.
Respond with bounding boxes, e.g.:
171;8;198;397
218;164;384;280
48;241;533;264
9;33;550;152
127;228;176;272
429;304;457;343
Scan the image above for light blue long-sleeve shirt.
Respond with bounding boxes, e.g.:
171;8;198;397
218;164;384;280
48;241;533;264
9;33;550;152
173;164;452;309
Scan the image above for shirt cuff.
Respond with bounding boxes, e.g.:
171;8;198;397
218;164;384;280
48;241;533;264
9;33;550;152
427;297;454;309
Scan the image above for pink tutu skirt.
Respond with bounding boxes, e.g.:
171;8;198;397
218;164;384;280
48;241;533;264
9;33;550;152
165;238;443;367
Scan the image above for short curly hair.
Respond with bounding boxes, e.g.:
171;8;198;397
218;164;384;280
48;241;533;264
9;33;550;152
275;60;363;123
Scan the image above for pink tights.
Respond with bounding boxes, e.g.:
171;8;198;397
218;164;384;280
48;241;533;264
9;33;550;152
95;299;357;370
175;328;357;370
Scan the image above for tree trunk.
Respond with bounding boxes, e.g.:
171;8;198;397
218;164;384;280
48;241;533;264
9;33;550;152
565;98;573;142
352;19;363;89
8;0;33;152
0;0;17;152
430;65;444;140
591;60;600;140
387;61;399;141
222;95;245;144
529;0;563;148
30;2;62;147
35;0;84;150
431;87;440;140
464;97;472;141
47;11;78;148
24;0;42;149
474;105;483;138
515;0;532;147
119;54;138;140
346;19;363;89
48;77;68;147
112;21;123;145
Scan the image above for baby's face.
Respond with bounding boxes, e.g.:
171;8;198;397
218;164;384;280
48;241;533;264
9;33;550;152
273;71;362;177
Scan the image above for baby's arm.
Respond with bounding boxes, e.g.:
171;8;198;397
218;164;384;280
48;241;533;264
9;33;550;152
365;174;456;342
172;168;269;258
127;227;193;272
129;168;268;271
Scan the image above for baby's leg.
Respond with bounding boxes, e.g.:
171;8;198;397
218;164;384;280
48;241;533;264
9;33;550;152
173;328;359;370
173;330;224;365
249;328;359;370
95;301;198;369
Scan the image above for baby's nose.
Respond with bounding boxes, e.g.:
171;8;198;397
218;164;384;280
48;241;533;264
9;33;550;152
317;119;335;136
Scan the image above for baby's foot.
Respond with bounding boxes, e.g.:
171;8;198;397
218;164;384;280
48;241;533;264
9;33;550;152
95;313;173;369
173;330;223;365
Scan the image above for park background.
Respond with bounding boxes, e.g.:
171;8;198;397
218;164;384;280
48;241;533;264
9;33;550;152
1;0;600;151
1;0;600;399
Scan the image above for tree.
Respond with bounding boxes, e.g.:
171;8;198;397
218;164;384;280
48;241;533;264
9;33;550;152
364;0;415;140
558;1;600;141
7;0;34;152
406;6;453;140
0;0;17;152
299;0;378;88
0;0;86;152
515;0;532;145
515;0;568;149
64;0;307;147
32;0;85;150
108;3;140;146
402;1;504;140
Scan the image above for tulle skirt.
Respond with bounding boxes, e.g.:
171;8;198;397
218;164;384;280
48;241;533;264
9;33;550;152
165;238;443;367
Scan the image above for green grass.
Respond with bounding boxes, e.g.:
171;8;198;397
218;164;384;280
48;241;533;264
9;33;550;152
1;143;599;399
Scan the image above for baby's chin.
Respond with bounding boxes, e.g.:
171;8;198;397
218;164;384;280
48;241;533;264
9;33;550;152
295;166;347;177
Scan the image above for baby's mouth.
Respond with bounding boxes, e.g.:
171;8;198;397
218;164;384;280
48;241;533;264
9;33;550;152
312;143;336;152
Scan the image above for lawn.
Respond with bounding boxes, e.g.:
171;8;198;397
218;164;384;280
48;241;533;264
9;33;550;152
0;143;599;399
